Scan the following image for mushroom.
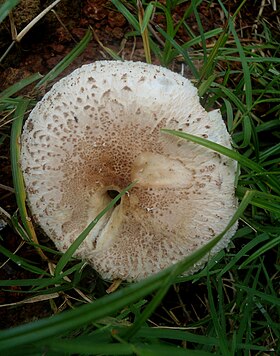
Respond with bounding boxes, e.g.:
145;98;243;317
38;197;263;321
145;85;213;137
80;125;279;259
21;60;238;282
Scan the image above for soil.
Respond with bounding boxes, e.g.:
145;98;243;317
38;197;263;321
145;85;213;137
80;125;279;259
0;0;231;87
0;0;279;331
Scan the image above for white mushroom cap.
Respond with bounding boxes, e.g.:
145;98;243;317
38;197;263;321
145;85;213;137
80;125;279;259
21;61;238;281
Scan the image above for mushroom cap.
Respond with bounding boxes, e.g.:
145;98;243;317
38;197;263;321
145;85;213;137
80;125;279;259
21;61;238;281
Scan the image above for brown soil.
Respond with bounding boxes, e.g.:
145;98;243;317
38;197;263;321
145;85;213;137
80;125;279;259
0;0;229;87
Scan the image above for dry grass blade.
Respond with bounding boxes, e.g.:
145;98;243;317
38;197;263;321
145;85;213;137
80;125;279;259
13;0;62;42
137;0;152;63
0;0;62;63
92;28;122;60
0;293;60;308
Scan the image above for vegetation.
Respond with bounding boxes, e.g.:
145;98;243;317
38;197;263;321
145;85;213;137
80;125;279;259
0;0;279;355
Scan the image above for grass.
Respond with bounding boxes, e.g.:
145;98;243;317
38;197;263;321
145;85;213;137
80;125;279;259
0;0;279;355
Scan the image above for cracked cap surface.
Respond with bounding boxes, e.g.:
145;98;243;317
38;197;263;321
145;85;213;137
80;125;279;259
21;60;238;281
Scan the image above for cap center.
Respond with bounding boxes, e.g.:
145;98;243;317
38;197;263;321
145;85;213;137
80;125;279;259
107;189;121;206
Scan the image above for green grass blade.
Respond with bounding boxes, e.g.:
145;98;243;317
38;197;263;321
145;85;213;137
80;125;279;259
206;275;229;355
0;263;83;287
191;0;207;60
198;74;216;97
47;339;212;356
0;244;49;275
48;340;134;355
182;28;223;49
0;0;19;23
140;2;154;34
155;25;199;78
222;98;234;132
212;82;247;115
137;0;152;63
239;235;280;268
238;115;252;148
228;17;252;109
0;73;42;101
0;277;64;287
152;2;175;64
217;232;270;278
137;327;217;346
236;186;280;214
10;100;47;260
198;24;228;83
236;265;261;349
10;99;34;242
233;120;280;143
235;284;280;306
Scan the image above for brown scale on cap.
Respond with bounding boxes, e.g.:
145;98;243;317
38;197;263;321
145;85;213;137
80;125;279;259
21;61;238;281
